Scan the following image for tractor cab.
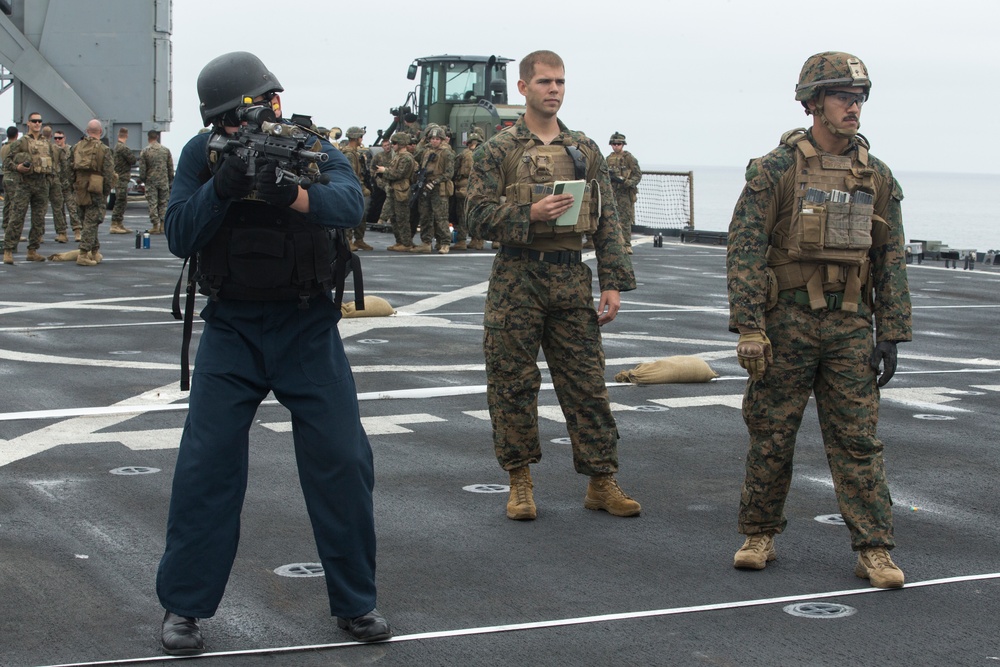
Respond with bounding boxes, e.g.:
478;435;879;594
383;55;524;151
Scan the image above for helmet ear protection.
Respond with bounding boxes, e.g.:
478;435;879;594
197;52;284;126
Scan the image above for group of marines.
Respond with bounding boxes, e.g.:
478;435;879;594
331;122;642;255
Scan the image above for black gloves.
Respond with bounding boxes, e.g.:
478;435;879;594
255;160;299;208
870;341;898;387
213;154;254;200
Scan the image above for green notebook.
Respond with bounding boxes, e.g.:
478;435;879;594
552;180;586;227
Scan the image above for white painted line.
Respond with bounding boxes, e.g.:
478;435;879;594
33;572;1000;667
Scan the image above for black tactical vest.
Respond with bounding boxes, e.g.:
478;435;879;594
196;201;340;307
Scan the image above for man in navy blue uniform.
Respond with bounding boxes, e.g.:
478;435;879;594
156;51;390;655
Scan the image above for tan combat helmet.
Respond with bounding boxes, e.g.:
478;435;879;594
427;126;446;139
346;126;365;140
795;52;870;105
795;51;871;136
466;130;485;145
390;132;410;146
609;131;627;145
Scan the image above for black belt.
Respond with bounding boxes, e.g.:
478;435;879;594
500;246;582;265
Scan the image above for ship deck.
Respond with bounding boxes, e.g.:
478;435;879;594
2;204;999;666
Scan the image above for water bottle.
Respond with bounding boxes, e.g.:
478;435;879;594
135;230;142;249
142;231;150;249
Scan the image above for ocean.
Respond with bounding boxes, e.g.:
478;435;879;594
650;165;1000;253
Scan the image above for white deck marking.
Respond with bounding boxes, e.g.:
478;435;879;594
33;573;1000;667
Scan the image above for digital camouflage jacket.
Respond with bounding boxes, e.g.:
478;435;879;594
726;129;912;343
467;115;635;293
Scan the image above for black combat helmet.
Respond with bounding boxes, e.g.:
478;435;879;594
197;52;284;126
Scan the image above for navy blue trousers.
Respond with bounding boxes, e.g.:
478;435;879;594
156;297;377;619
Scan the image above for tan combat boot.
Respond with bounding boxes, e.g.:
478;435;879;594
55;232;68;243
3;250;13;265
91;249;103;263
468;239;484;250
386;243;403;252
150;224;163;234
451;241;467;251
74;230;82;241
26;249;46;262
734;532;777;570
355;240;374;251
410;243;432;254
506;466;537;521
76;250;98;266
584;474;641;517
437;244;449;255
855;547;904;588
109;221;132;234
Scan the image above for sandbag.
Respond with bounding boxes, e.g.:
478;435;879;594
341;295;395;318
614;356;718;385
47;250;81;261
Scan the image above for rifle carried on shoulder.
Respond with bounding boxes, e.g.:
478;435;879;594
208;104;330;187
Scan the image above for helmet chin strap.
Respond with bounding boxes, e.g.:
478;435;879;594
814;89;860;138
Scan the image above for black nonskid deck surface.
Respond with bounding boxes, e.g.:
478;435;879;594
2;204;999;666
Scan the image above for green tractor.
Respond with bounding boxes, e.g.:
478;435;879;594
377;54;525;151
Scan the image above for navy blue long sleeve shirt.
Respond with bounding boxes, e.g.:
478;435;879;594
165;129;364;259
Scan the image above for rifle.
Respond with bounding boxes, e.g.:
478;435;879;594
408;151;437;207
360;149;374;193
208;104;330;187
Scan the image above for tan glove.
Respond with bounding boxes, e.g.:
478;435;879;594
736;330;773;381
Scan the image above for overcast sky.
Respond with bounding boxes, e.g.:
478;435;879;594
165;0;999;176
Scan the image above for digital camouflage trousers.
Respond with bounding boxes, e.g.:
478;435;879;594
483;254;619;475
738;294;894;550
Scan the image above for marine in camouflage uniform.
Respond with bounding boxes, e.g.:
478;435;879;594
110;128;137;233
727;52;912;589
3;113;52;263
370;138;392;227
341;126;373;250
606;132;642;251
412;126;455;254
1;127;19;235
452;130;483;249
69;119;115;266
139;130;174;234
380;132;416;250
57;133;83;241
467;50;639;521
44;128;70;242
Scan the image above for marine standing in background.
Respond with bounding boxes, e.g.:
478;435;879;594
110;127;137;234
342;126;374;251
69;119;115;267
3;112;53;264
1;125;19;234
467;49;640;521
41;126;69;243
156;51;390;655
369;137;392;229
139;129;174;234
727;52;912;588
55;131;83;241
606;132;642;254
452;129;483;250
411;125;454;254
380;132;416;251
